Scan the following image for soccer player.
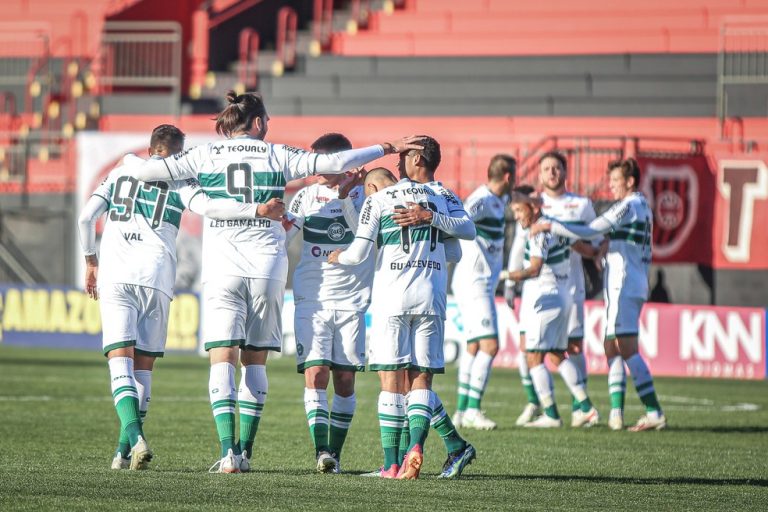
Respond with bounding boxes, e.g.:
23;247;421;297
536;151;603;428
78;125;262;470
531;158;665;431
450;154;515;430
285;133;371;473
329;136;477;480
506;186;599;428
119;91;423;472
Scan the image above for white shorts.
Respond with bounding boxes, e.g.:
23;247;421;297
369;314;445;373
523;293;568;353
202;276;284;352
99;283;170;357
294;306;366;372
566;297;585;340
456;286;498;343
605;287;644;340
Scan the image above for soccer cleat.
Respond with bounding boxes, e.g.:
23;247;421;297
239;450;251;473
515;403;540;426
523;414;563;428
396;444;423;480
129;436;153;471
331;460;342;474
571;407;600;428
608;410;624;431
316;451;338;473
438;443;477;479
111;453;129;470
208;448;241;474
463;410;497;430
451;410;465;428
628;413;667;432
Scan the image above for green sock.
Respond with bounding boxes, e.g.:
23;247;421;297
378;392;404;470
113;392;142;447
610;390;625;410
212;399;238;457
571;395;580;412
398;421;410;464
456;383;469;412
544;404;560;420
431;403;466;454
407;389;433;450
523;380;540;406
307;409;330;454
329;394;356;460
239;401;264;456
116;430;131;458
579;397;594;413
640;389;662;413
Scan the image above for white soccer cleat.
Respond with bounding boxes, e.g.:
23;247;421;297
208;448;241;474
111;453;129;470
316;451;338;473
628;413;667;432
129;436;153;471
463;410;497;430
239;450;251;473
515;403;540;426
608;410;624;431
571;407;600;428
451;410;465;428
523;414;563;428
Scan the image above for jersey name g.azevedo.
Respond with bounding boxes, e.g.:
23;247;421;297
161;137;326;283
541;192;596;299
355;179;463;318
289;184;372;311
93;165;202;298
602;192;653;299
453;185;508;293
521;219;572;307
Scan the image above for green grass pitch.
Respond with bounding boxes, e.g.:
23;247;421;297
0;345;766;511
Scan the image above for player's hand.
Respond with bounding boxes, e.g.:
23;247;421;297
327;249;343;264
504;283;516;310
257;198;285;220
85;261;99;300
281;215;296;232
338;168;365;199
529;221;551;236
595;238;609;271
393;202;433;226
383;135;425;154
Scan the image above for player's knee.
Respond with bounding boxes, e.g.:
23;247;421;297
526;351;544;368
567;339;583;355
332;370;355;396
479;338;499;357
305;365;331;389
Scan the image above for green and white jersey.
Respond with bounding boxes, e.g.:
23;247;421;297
289;183;372;311
453;185;508;292
92;165;201;298
601;192;652;298
521;219;572;303
355;179;458;319
159;136;327;283
541;192;596;300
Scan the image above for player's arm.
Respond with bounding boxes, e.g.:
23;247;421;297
508;256;543;282
284;189;308;243
530;201;626;240
77;194;109;300
444;236;462;263
499;224;527;308
120;147;202;182
176;178;268;220
282;136;424;180
507;232;547;282
393;192;476;239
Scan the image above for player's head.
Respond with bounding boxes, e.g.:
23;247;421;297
149;124;185;157
364;167;397;196
311;132;354;187
487;154;516;187
215;90;269;140
539;151;567;193
510;184;539;229
607;157;641;200
398;135;440;180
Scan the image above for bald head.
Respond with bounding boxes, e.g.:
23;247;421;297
364;167;397;196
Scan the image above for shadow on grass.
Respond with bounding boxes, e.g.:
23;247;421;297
459;474;768;487
666;426;768;434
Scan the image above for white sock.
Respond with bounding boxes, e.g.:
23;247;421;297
466;350;494;416
457;350;475;412
608;356;626;413
304;387;329;440
529;364;555;410
134;369;152;423
569;352;588;387
108;357;138;405
240;365;268;420
330;393;356;430
558;358;587;403
209;362;237;417
518;350;531;386
625;353;661;417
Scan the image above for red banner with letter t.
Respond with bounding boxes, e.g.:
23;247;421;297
636;155;715;264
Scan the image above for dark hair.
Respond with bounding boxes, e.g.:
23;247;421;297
415;135;441;172
311;133;352;153
215;90;267;138
607;157;641;186
512;184;535;197
539;151;567;171
487;154;516;182
150;124;185;150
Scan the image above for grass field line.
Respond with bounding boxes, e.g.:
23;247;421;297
0;394;760;412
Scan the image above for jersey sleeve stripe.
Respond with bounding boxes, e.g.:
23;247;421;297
92;193;110;206
162;159;175;181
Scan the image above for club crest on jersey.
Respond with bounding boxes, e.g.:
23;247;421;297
641;162;698;260
327;222;346;241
